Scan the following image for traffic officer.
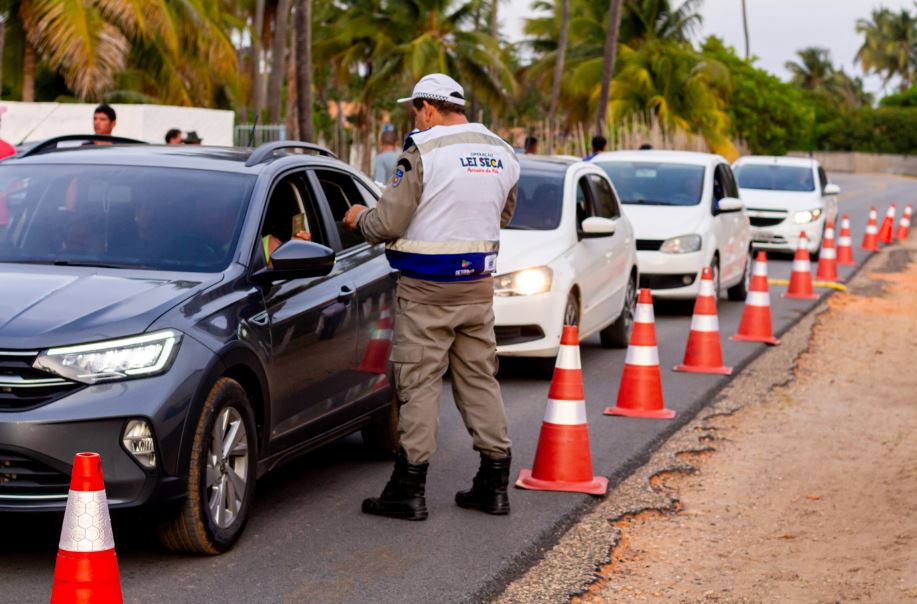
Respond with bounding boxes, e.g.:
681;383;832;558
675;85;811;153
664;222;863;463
343;73;520;521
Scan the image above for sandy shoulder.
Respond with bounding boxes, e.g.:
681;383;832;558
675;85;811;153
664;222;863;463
574;245;917;603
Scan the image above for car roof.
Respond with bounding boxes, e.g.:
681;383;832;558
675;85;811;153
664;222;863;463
589;149;726;167
518;155;576;171
734;155;817;168
1;143;352;175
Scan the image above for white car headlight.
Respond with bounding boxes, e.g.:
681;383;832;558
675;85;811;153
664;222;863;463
793;208;823;224
34;330;182;384
494;267;553;296
660;234;702;254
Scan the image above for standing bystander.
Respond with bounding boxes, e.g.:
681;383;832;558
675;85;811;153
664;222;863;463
373;129;399;184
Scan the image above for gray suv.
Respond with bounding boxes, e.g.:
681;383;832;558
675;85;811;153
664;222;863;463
0;138;398;553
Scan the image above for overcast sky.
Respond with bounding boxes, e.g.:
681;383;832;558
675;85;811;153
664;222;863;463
502;0;914;96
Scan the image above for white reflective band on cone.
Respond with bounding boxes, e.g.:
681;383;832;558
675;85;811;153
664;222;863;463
59;490;115;552
824;229;835;239
793;260;811;272
821;248;836;259
698;278;716;297
902;218;911;227
625;345;659;366
373;329;394;340
886;208;896;217
690;313;719;332
753;262;768;277
747;291;771;307
838;236;852;246
841;220;851;229
634;303;655;324
866;225;878;234
543;398;587;425
554;344;581;370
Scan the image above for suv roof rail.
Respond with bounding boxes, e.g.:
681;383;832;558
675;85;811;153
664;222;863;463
19;134;148;158
245;141;337;167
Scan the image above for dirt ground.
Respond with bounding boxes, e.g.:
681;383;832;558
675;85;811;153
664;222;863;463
572;251;917;602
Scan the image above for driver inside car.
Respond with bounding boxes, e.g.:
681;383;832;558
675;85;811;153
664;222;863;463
260;180;312;267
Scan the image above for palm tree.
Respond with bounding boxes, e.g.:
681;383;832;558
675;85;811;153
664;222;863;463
547;0;570;153
595;0;624;133
856;7;917;92
741;0;749;59
619;0;704;44
785;47;841;94
268;0;291;123
295;0;313;141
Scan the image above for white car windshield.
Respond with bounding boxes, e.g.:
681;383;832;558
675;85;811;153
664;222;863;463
596;161;705;206
734;164;815;192
505;171;564;230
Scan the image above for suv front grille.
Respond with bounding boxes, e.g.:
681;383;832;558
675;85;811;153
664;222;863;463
0;351;81;411
0;449;70;501
636;239;664;251
747;208;788;228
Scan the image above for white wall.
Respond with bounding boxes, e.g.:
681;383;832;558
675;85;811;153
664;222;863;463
0;102;235;146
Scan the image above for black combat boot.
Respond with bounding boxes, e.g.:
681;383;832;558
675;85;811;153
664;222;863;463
455;452;511;515
362;450;429;520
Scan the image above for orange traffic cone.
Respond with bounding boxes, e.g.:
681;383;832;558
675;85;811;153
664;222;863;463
358;317;394;374
784;231;818;300
877;204;897;244
836;214;855;266
862;208;880;251
673;267;732;375
516;325;608;495
604;289;675;419
897;204;912;241
731;251;780;346
815;220;839;281
51;452;123;604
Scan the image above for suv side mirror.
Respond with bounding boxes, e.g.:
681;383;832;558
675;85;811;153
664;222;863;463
715;197;743;213
252;240;336;283
581;216;617;237
824;183;840;196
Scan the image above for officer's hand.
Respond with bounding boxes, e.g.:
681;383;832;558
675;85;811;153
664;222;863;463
343;205;367;230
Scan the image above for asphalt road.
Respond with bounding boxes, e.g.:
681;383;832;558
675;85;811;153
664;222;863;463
0;173;912;604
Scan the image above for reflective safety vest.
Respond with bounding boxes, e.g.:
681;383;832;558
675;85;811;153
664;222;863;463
385;123;520;282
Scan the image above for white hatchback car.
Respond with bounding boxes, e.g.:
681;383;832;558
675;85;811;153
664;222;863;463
494;157;638;366
732;156;840;254
592;150;752;301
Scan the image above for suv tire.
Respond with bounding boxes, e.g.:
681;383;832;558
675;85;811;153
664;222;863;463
600;274;637;348
158;377;257;555
727;249;752;301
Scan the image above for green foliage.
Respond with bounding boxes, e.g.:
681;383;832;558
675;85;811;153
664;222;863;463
701;37;814;155
816;106;917;154
879;85;917;107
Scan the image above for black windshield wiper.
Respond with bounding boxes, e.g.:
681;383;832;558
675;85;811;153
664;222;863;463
503;225;539;230
51;260;131;269
623;199;684;206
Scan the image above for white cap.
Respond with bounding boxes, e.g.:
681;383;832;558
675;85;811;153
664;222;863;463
397;73;466;106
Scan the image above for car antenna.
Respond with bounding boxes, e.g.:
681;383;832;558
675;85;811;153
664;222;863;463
247;115;259;148
18;104;61;145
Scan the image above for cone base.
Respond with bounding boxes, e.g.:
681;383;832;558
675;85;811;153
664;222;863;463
515;469;608;495
782;292;818;300
604;406;676;419
673;363;733;375
730;334;780;346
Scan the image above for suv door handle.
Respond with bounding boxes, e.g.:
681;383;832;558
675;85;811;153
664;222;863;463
338;285;356;303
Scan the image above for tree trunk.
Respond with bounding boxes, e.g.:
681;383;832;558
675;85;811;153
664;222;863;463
286;19;298;139
741;0;750;60
22;41;35;102
594;0;624;135
250;0;266;120
267;0;291;124
295;0;314;141
547;0;570;154
0;17;6;98
490;0;500;129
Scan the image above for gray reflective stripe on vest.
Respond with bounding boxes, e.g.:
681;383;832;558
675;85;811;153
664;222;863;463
415;131;514;155
386;239;499;254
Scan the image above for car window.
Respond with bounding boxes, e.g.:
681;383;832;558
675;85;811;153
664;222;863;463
575;176;594;229
734;164;816;192
712;165;728;203
723;165;740;198
588;174;621;219
314;169;367;250
0;164;253;272
506;171;564;230
817;166;828;192
596;161;705;206
259;172;321;263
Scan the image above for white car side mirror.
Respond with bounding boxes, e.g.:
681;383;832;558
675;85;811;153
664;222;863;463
581;216;617;236
824;183;840;196
717;197;743;212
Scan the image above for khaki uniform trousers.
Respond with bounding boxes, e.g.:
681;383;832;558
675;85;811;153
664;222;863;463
391;297;511;464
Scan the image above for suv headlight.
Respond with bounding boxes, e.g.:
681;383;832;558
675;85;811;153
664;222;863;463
34;330;182;384
494;267;553;296
660;234;702;254
793;208;822;224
